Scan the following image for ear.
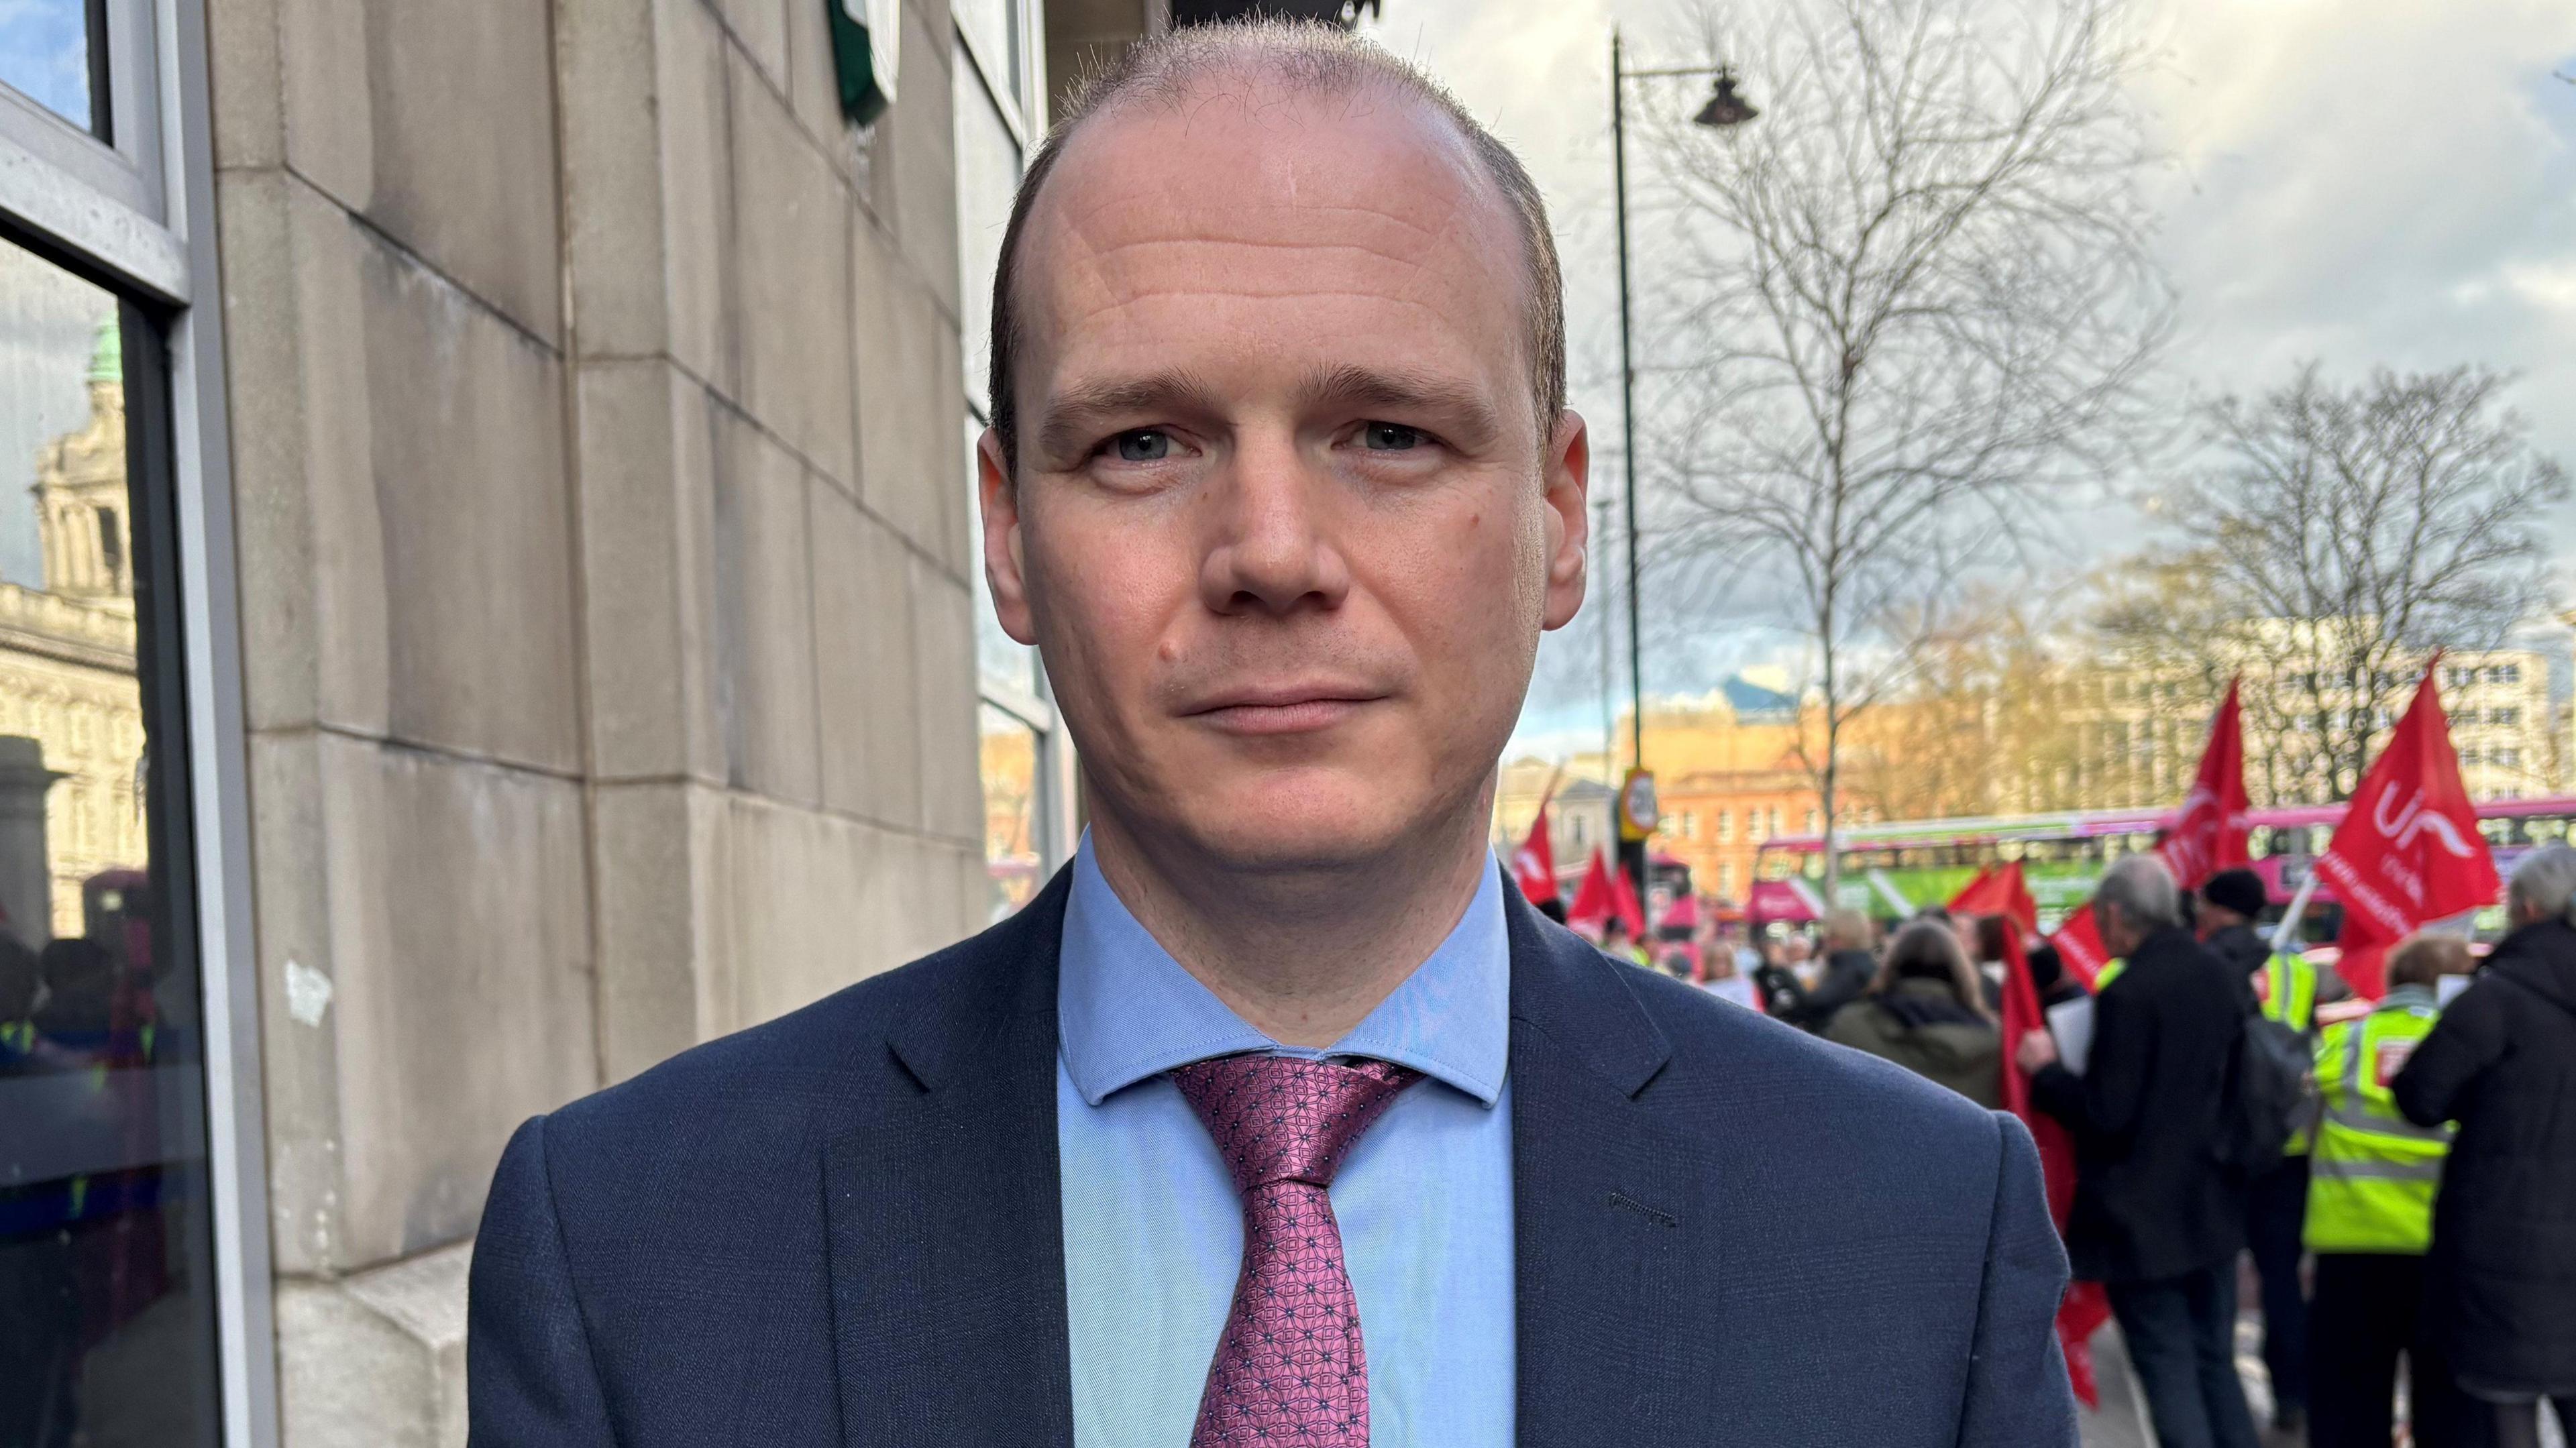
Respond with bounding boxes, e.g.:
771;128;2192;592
1540;408;1591;632
978;429;1039;646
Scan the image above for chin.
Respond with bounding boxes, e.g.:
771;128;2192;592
1171;774;1429;874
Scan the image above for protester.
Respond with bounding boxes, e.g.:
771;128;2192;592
2305;932;2482;1448
2394;844;2576;1448
2199;865;2320;1433
1696;935;1758;1009
1825;919;2002;1108
2025;942;2088;1009
2020;854;2261;1448
1599;915;1650;967
1770;908;1878;1031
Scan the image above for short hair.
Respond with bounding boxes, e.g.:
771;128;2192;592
985;21;1566;474
1822;907;1873;950
2385;933;2470;991
2508;842;2576;926
2098;854;2180;934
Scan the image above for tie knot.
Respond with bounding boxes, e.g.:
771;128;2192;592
1171;1054;1422;1193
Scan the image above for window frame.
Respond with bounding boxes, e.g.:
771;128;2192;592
956;1;1076;888
0;0;276;1443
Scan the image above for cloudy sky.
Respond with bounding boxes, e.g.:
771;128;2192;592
1358;0;2576;758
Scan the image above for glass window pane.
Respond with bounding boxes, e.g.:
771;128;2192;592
0;239;220;1447
954;58;1022;419
953;0;1024;118
980;704;1043;921
0;0;107;137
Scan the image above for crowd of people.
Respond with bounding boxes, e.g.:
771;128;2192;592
1577;843;2576;1448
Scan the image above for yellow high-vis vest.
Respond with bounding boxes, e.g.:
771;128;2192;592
2260;951;2321;1154
2303;990;2447;1254
2255;952;2318;1032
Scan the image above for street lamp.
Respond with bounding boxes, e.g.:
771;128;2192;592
1609;32;1758;907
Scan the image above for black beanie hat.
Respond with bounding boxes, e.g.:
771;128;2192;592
2200;867;2267;922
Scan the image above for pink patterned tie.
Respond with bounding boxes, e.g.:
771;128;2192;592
1171;1054;1424;1448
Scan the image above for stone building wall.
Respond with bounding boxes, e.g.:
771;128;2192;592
203;0;985;1437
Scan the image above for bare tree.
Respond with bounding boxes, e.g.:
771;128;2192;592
2106;364;2570;801
1638;0;2173;898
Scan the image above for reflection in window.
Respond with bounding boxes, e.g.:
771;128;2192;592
981;704;1044;921
953;45;1023;418
0;240;221;1447
0;0;105;137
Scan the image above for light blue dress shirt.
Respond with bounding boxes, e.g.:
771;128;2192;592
1057;839;1515;1448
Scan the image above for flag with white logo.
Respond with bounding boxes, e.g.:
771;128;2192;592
2313;660;2500;997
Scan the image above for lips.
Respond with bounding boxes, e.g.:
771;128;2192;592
1181;682;1387;736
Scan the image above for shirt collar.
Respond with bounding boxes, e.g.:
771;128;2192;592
1055;834;1510;1109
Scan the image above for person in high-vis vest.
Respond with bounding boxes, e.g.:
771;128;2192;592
2200;865;2330;1431
2304;932;2482;1448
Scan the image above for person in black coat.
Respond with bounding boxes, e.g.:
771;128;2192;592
2394;844;2576;1448
1770;908;1879;1032
2019;854;2260;1448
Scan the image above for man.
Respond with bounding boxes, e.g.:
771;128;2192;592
2303;933;2480;1448
468;24;2074;1447
2197;865;2321;1433
1770;907;1878;1032
2019;855;2260;1448
2395;843;2576;1448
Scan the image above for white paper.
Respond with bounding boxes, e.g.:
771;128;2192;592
2047;997;2097;1076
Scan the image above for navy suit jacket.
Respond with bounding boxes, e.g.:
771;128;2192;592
467;871;2076;1446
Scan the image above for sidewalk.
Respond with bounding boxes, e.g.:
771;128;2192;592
2077;1315;2566;1448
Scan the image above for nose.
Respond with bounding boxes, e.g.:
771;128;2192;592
1196;437;1351;618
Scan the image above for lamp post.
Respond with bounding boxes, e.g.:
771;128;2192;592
1609;31;1758;914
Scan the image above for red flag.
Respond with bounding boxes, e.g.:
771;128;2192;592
2049;901;2110;989
1996;920;2114;1406
2156;679;2251;893
1566;847;1618;934
1511;803;1560;905
2314;661;2500;998
1949;860;2039;938
1610;854;1648;939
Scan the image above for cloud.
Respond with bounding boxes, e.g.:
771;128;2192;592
1368;0;2576;752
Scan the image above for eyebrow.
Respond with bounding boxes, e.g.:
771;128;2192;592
1029;362;1509;463
1300;364;1503;448
1034;369;1228;463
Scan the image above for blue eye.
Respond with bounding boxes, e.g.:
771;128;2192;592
1362;423;1424;451
1113;430;1171;462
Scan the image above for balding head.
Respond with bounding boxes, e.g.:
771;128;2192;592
968;17;1592;897
986;22;1564;473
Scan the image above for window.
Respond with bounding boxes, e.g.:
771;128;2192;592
1678;810;1698;839
1749;812;1768;843
1716;809;1733;842
2498;748;2520;769
2488;664;2520;685
2489;707;2518;727
0;0;106;135
1717;860;1736;897
955;3;1070;917
1803;808;1819;834
0;240;222;1445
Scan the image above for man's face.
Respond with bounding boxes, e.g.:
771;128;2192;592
981;87;1589;872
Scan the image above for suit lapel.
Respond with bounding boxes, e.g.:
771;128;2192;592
1507;891;1702;1447
826;871;1075;1447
